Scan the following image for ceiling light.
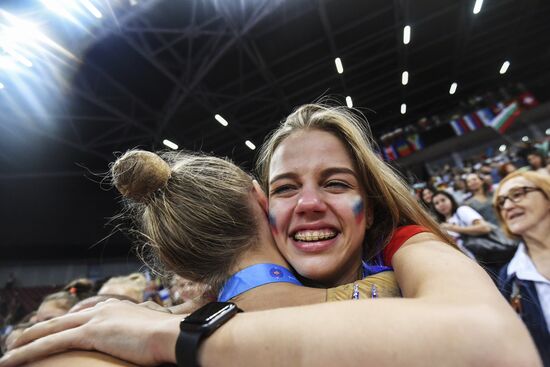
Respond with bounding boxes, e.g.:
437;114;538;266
499;61;510;74
449;82;457;95
546;128;550;136
473;0;483;14
245;140;256;150
521;136;529;142
0;82;4;89
334;57;344;74
80;0;103;18
214;114;228;126
346;96;353;108
401;103;407;114
163;139;178;150
403;26;411;45
401;71;408;85
498;144;506;152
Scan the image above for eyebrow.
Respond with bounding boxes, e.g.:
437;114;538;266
269;167;358;185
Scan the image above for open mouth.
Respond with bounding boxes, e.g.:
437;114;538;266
292;229;338;242
508;212;524;221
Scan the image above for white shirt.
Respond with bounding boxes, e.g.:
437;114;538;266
446;206;483;259
507;243;550;332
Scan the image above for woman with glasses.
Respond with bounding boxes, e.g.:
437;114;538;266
494;171;550;365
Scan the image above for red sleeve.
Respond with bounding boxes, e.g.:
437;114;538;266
382;225;430;266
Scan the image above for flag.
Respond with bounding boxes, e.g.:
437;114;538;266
449;119;465;136
406;133;424;151
475;108;495;126
383;145;398;161
462;114;478;131
394;138;413;157
490;102;521;133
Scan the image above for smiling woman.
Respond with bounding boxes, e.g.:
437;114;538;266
494;171;550;365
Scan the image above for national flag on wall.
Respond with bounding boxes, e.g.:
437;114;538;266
406;133;424;151
462;114;478;131
490;102;521;133
449;119;465;136
475;108;495;126
383;145;398;161
394;138;413;157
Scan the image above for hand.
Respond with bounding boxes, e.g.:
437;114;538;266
440;222;455;231
0;299;180;367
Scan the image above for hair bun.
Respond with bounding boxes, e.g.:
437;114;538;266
111;150;171;203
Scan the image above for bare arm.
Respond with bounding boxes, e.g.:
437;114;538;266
443;218;492;236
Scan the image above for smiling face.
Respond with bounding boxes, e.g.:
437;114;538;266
497;176;550;236
421;188;434;204
466;173;483;192
432;193;453;218
267;129;367;287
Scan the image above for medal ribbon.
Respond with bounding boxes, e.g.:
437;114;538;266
218;263;303;302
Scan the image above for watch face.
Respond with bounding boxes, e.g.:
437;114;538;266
183;302;237;325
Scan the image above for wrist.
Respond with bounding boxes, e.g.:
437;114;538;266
151;313;182;363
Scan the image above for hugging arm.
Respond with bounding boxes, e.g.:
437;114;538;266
199;233;539;367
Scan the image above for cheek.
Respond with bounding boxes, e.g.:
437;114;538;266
268;210;278;235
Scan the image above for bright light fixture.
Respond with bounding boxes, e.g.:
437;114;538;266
521;136;529;142
335;57;344;74
80;0;103;18
163;139;178;150
449;82;457;95
401;103;407;114
214;114;229;126
546;128;550;136
498;144;506;152
403;26;411;45
245;140;256;150
499;61;510;74
402;71;408;85
473;0;483;14
346;96;353;108
0;82;4;89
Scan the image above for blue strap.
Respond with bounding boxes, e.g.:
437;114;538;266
362;261;392;278
218;263;303;302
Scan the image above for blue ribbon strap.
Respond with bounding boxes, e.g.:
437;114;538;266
218;263;303;302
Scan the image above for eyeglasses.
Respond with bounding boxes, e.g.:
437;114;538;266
495;186;542;210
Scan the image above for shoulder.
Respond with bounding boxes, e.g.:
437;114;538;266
382;225;431;265
456;205;482;220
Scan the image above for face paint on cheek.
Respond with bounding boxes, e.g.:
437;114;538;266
268;210;279;235
352;198;365;224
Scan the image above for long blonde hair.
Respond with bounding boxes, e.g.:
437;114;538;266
111;150;257;293
257;104;450;261
493;170;550;239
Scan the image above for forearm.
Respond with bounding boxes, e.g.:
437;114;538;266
200;298;540;367
452;222;491;236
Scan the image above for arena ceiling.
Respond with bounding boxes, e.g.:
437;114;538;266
1;0;550;260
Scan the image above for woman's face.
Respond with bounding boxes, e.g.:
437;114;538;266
432;193;453;218
498;177;550;236
466;173;482;192
421;188;433;203
268;129;367;286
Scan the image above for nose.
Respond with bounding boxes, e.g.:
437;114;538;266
295;185;327;214
501;196;515;210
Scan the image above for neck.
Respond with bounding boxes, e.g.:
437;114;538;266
521;215;550;279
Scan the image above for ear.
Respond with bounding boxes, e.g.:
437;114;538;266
252;179;268;214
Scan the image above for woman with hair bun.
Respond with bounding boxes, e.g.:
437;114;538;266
1;104;540;367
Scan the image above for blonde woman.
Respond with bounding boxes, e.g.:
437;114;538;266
494;171;550;365
1;104;540;367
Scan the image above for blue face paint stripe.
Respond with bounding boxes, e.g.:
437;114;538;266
268;211;278;234
353;199;365;223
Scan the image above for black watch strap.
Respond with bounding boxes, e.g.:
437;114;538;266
175;328;202;367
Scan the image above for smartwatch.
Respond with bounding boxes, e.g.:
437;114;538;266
175;302;242;367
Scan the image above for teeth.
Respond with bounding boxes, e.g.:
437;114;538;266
293;230;337;242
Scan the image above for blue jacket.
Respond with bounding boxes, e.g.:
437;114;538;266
499;265;550;366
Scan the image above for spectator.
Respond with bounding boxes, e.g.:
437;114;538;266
527;150;550;176
495;171;550;365
465;172;499;225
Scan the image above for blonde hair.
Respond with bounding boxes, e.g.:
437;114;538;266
111;150;257;293
98;273;147;302
493;170;550;238
256;104;451;261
